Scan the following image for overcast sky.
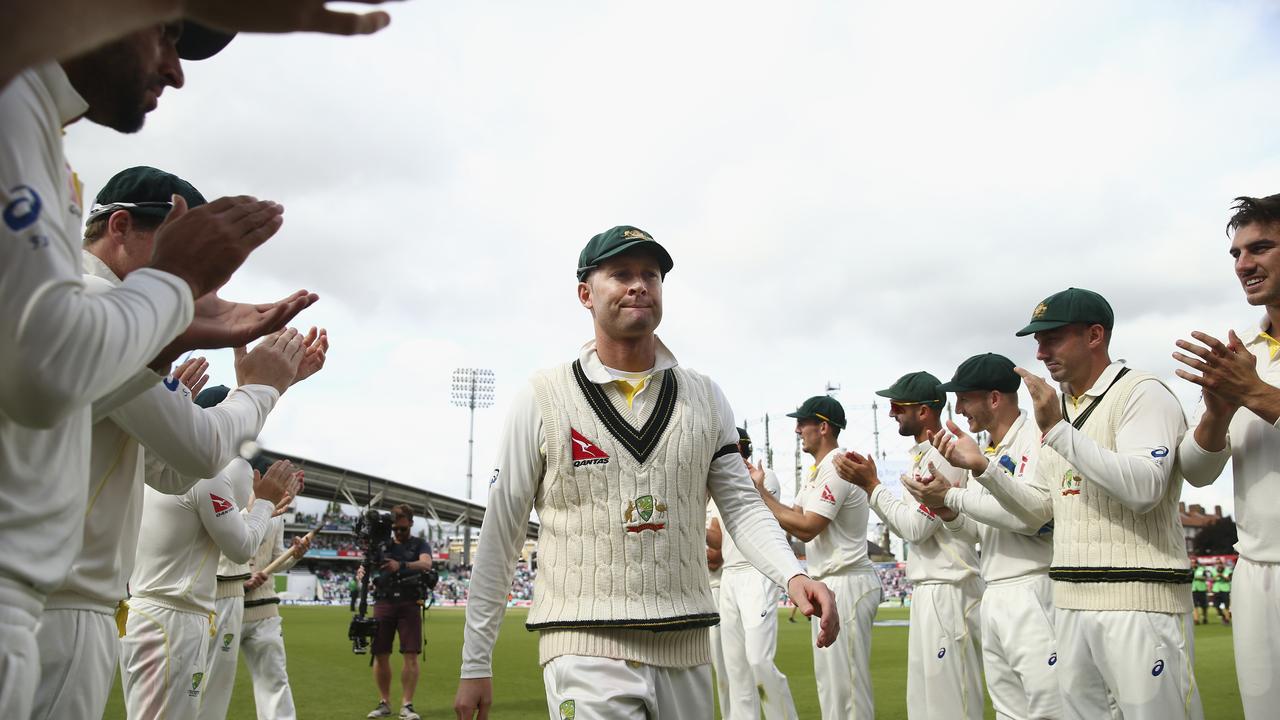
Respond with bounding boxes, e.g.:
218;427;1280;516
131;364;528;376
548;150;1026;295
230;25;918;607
65;1;1280;529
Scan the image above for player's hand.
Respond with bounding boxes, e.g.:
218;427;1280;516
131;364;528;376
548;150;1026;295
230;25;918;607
234;328;307;394
244;571;269;591
381;558;402;573
292;534;312;558
454;677;493;719
929;420;989;474
253;459;300;506
1014;368;1063;433
356;565;366;582
292;327;329;385
744;458;767;491
187;0;394;37
149;194;284;300
172;356;210;396
1174;330;1257;414
787;575;839;648
833;451;880;494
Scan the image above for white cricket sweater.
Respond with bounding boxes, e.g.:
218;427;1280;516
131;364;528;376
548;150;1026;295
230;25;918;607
460;339;804;678
0;65;193;604
942;413;1053;584
870;441;980;585
129;459;274;615
1038;364;1191;613
1179;318;1280;563
243;517;300;623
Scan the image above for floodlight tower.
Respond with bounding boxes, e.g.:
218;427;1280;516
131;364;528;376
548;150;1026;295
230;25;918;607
451;368;495;566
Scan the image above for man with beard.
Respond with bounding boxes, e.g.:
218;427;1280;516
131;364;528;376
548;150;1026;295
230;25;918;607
834;372;984;720
454;226;838;719
755;398;878;720
1174;196;1280;715
0;23;311;716
902;354;1061;719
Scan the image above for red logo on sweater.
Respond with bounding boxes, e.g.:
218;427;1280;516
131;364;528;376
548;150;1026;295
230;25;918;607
917;504;938;519
570;429;610;467
210;493;234;516
819;485;837;504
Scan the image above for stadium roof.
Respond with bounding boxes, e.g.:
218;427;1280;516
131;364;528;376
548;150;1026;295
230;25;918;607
258;447;540;540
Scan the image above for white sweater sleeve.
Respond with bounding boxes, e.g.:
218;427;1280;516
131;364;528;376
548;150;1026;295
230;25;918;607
966;456;1054;529
194;470;274;564
869;485;942;543
110;381;279;479
1046;379;1185;514
706;382;805;588
945;485;1044;535
460;382;543;679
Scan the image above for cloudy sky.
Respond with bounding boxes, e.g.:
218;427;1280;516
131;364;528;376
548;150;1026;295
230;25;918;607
65;1;1280;531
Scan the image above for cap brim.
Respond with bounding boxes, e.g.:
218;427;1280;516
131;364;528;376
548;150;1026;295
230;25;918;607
873;388;897;399
177;21;235;61
785;411;806;419
1014;319;1070;337
595;240;674;275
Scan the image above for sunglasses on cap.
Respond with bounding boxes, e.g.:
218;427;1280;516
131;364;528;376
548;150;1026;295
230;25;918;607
85;200;173;223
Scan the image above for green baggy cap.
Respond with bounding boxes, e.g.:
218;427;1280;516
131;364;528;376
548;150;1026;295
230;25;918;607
1015;287;1114;337
576;225;674;281
786;396;847;429
937;353;1021;393
87;166;206;224
875;371;945;409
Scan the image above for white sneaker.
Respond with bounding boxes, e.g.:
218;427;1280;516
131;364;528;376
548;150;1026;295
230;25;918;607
367;700;392;718
400;703;421;720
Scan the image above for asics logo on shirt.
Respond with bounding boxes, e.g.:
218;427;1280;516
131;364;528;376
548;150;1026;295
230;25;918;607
210;493;234;516
3;185;42;231
163;376;181;391
570;429;610;467
1152;659;1165;677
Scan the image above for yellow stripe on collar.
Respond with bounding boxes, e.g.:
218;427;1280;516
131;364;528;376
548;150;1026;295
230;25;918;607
1260;331;1280;360
613;376;650;408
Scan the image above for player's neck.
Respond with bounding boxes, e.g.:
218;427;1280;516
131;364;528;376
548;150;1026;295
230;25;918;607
594;332;657;372
916;423;941;445
1265;303;1280;337
1063;352;1112;398
986;409;1019;448
809;437;839;462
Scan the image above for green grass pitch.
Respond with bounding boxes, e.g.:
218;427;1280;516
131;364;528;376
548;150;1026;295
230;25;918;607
102;605;1243;718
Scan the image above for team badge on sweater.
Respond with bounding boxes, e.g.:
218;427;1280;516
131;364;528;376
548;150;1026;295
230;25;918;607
624;494;667;533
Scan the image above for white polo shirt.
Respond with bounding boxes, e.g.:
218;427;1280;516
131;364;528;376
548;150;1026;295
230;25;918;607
1179;318;1280;563
870;441;980;585
796;449;873;579
0;64;192;601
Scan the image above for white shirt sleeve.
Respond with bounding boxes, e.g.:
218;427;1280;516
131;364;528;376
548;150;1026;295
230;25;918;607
965;455;1054;529
799;461;852;521
110;381;279;479
194;469;274;564
869;484;942;543
0;87;193;428
461;381;543;679
1177;401;1232;488
706;381;805;588
945;483;1045;536
942;512;982;544
1045;378;1185;514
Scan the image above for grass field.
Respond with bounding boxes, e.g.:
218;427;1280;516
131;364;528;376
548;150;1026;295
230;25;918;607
103;605;1243;719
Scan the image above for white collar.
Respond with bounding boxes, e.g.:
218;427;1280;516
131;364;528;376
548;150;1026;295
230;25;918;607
577;336;678;385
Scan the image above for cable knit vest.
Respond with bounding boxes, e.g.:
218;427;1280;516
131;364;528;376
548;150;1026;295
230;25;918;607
1041;370;1191;613
527;360;721;637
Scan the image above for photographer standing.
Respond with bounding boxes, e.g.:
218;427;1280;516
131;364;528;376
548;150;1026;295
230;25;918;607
364;504;433;720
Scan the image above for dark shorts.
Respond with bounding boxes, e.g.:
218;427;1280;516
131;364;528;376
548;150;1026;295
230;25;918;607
1215;591;1231;608
1192;590;1208;608
372;599;422;655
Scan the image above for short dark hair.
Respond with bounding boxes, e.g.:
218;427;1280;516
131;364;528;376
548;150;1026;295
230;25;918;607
392;504;414;522
83;210;164;245
1226;194;1280;237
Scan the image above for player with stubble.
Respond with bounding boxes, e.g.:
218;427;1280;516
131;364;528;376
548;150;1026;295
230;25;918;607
454;226;837;720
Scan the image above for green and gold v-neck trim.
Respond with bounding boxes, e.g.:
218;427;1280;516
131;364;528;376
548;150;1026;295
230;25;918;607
572;359;678;464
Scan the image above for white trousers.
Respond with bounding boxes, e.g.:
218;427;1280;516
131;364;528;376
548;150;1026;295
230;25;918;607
811;570;881;720
981;575;1062;720
31;607;118;720
719;568;797;720
0;602;40;720
120;598;211;720
709;586;731;718
543;654;712;719
1054;608;1202;720
1231;558;1280;718
241;615;298;720
907;577;985;720
197;595;245;720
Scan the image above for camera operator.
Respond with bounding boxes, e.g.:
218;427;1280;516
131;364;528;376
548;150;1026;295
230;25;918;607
361;504;432;720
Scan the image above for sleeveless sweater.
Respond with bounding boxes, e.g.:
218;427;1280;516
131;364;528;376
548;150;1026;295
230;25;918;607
1041;370;1191;613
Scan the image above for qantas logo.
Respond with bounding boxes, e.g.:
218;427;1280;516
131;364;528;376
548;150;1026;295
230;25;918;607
570;429;610;467
210;493;234;516
917;503;938;519
819;484;837;505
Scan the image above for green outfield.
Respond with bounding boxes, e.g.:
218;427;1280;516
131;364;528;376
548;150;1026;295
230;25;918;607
103;605;1243;719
